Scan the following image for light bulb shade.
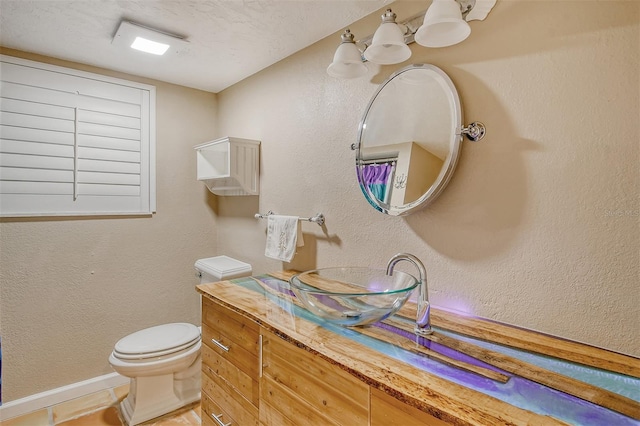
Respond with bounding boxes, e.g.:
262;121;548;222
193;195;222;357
415;0;471;48
327;42;367;79
363;22;411;65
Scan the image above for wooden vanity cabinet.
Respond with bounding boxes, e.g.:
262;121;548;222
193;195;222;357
201;296;260;426
201;294;455;426
201;294;450;426
370;388;450;426
260;328;369;425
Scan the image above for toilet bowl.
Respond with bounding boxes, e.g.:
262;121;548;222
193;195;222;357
109;256;252;425
109;323;201;426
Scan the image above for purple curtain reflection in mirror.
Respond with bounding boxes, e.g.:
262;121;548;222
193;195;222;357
359;163;395;209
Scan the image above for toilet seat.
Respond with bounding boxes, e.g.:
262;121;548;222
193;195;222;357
109;339;201;372
113;323;200;361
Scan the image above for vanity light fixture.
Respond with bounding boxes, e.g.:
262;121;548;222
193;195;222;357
112;21;188;56
327;0;496;79
327;29;368;79
415;0;472;48
363;9;412;65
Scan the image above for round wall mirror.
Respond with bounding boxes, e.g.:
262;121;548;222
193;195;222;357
355;63;475;216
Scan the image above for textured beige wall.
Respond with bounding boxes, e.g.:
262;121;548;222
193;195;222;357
0;49;219;401
216;1;639;357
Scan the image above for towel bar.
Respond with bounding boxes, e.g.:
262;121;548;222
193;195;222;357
255;211;325;226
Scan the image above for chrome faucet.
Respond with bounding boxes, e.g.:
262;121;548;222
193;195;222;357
386;253;432;335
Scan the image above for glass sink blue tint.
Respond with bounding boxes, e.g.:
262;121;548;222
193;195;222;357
289;267;419;326
231;276;640;426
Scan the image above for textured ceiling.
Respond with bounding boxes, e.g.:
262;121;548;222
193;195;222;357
0;0;389;93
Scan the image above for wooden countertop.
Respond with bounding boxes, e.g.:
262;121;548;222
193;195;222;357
197;272;640;426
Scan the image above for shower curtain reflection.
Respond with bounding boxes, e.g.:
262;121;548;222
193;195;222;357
359;162;395;209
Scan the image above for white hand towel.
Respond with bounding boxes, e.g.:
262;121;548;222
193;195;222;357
264;215;303;262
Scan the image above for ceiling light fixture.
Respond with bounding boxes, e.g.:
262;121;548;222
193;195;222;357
112;21;188;56
327;0;496;78
130;37;170;55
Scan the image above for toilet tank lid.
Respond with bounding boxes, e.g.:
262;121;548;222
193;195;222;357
195;255;252;279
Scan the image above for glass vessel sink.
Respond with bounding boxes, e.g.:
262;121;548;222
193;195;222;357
289;267;419;326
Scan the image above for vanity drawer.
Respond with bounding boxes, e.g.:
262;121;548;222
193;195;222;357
201;391;237;426
202;369;259;426
370;388;450;426
202;323;260;382
202;296;260;357
201;337;259;406
260;329;368;426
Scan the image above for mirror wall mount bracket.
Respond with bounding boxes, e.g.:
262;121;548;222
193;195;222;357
460;121;486;142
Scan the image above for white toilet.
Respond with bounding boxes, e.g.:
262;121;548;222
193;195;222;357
109;256;252;425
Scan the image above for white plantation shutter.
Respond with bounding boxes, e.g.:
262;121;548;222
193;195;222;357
0;55;156;216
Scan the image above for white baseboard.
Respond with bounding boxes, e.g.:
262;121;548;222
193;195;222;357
0;372;129;421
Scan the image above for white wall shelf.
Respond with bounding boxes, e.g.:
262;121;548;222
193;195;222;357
194;137;260;196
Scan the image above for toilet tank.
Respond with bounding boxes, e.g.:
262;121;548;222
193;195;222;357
195;256;252;283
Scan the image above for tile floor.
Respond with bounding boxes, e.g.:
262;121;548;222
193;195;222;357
1;384;201;426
